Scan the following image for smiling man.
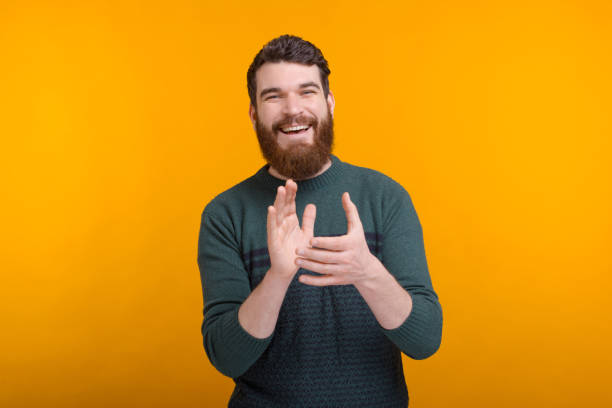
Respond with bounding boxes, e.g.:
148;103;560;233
197;34;443;407
252;60;334;181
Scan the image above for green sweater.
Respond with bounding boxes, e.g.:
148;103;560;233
197;154;442;407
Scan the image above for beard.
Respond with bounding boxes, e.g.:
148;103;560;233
254;108;334;180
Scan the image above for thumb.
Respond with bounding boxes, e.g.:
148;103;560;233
342;192;360;232
301;203;317;237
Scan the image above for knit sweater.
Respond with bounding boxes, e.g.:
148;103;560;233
197;154;443;407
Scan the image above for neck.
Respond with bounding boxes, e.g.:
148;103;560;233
268;158;332;181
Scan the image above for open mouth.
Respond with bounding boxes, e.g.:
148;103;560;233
279;125;311;135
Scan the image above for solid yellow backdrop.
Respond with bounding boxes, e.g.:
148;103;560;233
1;0;610;406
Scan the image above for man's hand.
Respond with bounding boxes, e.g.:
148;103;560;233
267;179;317;280
295;192;381;286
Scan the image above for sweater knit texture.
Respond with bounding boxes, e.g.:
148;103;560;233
197;154;443;407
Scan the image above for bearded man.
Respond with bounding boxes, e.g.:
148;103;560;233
197;34;443;407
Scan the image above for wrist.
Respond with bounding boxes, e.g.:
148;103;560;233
266;266;296;286
355;255;387;291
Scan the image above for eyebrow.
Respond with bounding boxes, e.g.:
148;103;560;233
259;82;321;99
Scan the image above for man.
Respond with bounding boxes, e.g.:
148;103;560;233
197;34;442;407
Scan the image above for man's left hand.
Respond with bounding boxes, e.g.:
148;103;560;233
295;192;381;286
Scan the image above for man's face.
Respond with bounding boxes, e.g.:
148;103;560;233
249;62;335;180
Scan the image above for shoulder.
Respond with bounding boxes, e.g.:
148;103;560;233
341;159;411;198
201;175;260;221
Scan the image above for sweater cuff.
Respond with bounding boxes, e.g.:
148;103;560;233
223;306;273;359
380;292;435;358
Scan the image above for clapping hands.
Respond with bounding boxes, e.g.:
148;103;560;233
267;179;380;286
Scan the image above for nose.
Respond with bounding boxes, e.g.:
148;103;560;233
281;92;303;117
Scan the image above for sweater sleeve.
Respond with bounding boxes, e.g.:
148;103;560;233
197;209;273;378
378;182;443;360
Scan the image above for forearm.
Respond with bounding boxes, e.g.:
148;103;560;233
354;255;442;360
354;256;413;330
238;268;294;338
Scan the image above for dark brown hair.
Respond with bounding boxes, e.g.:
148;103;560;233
247;34;331;109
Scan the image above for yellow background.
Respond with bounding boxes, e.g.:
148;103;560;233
1;0;611;406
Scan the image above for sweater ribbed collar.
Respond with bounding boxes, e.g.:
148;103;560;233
254;154;344;192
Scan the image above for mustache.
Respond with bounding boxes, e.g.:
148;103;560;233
273;115;317;131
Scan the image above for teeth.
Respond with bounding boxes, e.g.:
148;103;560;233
281;125;309;132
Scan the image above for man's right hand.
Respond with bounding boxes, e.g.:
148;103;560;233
266;179;316;280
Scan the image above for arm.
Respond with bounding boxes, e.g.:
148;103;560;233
352;259;413;331
238;180;316;339
237;269;294;339
197;210;273;378
372;184;443;360
198;180;316;377
296;189;443;360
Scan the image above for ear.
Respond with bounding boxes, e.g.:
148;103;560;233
249;104;257;129
327;90;335;118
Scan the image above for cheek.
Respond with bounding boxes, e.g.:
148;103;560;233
260;110;280;127
312;102;329;117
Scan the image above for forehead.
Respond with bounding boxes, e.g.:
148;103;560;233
255;62;321;90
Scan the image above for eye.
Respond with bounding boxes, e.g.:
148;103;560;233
303;90;315;95
266;95;279;100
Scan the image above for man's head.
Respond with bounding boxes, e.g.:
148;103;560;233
247;35;335;180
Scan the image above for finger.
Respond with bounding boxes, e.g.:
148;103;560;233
285;179;297;217
310;236;346;251
299;274;344;286
296;246;341;264
274;185;286;225
295;258;341;274
267;205;277;240
301;203;316;237
342;192;361;232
